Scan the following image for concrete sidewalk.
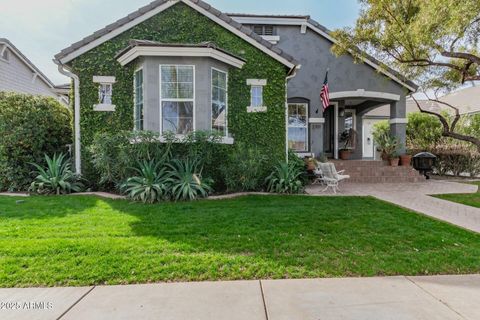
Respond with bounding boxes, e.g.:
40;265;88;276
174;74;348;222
1;275;478;320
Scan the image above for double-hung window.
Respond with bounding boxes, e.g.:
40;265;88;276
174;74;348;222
288;103;309;152
160;65;194;135
134;69;144;131
211;68;228;136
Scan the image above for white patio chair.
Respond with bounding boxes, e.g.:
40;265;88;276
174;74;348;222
315;162;350;194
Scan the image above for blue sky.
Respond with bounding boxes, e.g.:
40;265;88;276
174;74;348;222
0;0;360;84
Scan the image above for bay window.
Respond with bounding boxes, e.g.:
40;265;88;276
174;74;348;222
211;68;228;136
288;103;308;152
160;65;194;134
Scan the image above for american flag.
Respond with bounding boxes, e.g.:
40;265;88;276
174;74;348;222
320;71;330;110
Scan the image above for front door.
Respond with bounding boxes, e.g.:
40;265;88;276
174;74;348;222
323;106;335;157
363;118;378;159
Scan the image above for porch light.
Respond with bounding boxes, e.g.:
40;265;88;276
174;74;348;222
412;152;437;179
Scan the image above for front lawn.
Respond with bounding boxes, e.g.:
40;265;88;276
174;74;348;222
434;182;480;208
0;195;479;288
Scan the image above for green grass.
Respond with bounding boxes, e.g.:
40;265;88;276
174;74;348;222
0;195;479;288
434;182;480;208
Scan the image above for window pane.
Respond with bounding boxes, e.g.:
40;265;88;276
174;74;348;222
288;104;308;151
162;101;193;134
134;70;144;131
98;84;112;104
212;69;227;136
161;65;194;99
288;128;307;152
251;86;263;107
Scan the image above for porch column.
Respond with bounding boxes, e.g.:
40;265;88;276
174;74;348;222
389;97;407;154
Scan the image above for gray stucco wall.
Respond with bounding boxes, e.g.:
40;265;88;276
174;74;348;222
139;56;231;133
275;25;409;156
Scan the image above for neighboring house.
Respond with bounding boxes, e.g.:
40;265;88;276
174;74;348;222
53;0;416;174
363;85;480;158
0;38;69;103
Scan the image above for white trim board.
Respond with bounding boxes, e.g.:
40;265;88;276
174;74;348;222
389;118;408;124
330;90;400;101
58;0;296;70
117;46;246;68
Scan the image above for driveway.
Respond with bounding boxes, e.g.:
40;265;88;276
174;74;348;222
307;180;480;233
0;275;479;320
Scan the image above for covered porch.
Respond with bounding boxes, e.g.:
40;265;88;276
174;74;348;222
326;90;406;160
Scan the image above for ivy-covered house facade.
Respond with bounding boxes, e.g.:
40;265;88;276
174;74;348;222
54;0;297;175
54;0;416;175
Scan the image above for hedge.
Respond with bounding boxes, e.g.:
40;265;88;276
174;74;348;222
0;92;72;191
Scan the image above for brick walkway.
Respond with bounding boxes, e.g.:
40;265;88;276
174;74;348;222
307;180;480;233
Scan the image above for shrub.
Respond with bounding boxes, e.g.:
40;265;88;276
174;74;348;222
166;158;213;201
89;130;229;191
265;161;304;194
120;160;169;204
430;147;480;177
0;93;72;191
406;113;443;150
29;154;83;195
220;142;267;192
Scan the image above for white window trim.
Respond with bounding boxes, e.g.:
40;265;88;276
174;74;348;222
159;64;196;136
247;79;267;113
288;103;309;152
133;67;144;131
210;67;229;138
93;76;116;84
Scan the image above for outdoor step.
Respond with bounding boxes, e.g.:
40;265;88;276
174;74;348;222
327;160;425;183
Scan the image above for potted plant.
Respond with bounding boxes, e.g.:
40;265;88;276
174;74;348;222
304;157;317;171
388;152;400;167
400;149;413;166
383;136;401;166
339;130;354;160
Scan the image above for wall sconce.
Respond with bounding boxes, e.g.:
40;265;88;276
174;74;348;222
339;108;345;117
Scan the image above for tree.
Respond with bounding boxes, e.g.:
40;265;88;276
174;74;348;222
331;0;480;151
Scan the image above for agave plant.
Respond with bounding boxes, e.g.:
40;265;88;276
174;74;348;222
166;158;212;201
121;160;168;204
30;153;83;195
265;161;304;194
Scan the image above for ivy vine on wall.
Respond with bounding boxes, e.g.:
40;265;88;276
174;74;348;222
69;2;288;180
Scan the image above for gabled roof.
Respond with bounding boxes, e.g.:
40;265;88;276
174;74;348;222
228;14;418;92
1;38;55;89
54;0;298;71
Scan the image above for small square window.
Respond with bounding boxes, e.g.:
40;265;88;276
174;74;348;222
250;86;263;108
98;83;112;105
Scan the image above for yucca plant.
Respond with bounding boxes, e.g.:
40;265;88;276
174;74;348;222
166;158;212;201
121;160;168;204
265;161;304;194
29;153;83;195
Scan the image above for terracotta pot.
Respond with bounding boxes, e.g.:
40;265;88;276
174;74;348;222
400;155;412;166
339;150;351;160
306;161;316;171
389;157;400;167
381;151;388;161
